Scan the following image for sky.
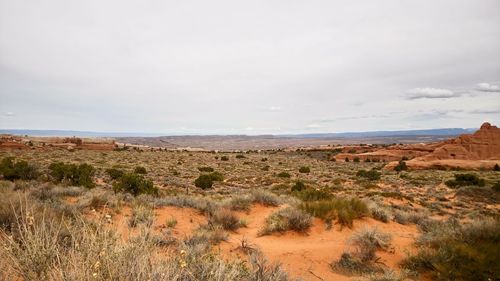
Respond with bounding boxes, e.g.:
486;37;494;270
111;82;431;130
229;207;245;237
0;0;499;135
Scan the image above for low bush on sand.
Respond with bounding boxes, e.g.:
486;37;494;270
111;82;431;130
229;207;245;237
209;209;242;231
259;207;312;236
331;228;392;275
300;198;369;227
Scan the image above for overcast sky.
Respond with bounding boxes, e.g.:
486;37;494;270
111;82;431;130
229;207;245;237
1;0;499;135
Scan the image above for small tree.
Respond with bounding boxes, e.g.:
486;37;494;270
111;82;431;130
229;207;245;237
113;173;157;196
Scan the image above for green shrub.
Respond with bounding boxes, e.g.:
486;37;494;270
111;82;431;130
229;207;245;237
299;166;310;173
133;166;147;174
0;157;38;181
277;171;291;178
194;174;213;189
353;157;360;163
208;171;224;182
402;218;500;280
198;166;214;172
113;173;158;196
259;207;312;235
300;198;369;227
48;162;95;188
356;169;381;181
445;173;485;188
105;168;124;180
293;188;332;201
394;160;408;172
291;181;306;192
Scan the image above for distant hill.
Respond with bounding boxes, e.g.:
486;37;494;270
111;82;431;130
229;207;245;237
0;128;476;138
288;128;477;138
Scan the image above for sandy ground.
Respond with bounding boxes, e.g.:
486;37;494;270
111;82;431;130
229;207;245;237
216;204;419;281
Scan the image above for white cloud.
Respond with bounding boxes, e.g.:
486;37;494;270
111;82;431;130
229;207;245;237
476;83;500;92
406;88;458;99
268;106;282;112
306;124;321;128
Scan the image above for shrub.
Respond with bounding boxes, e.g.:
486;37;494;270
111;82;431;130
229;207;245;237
261;165;270;171
300;198;369;227
235;154;246;159
133;166;147;174
113;173;158;196
298;166;310;173
48;162;95;188
166;217;177;228
208;171;224;182
331;228;392;275
445;173;485;188
129;205;154;227
210;209;241;231
259;207;312;235
221;156;229;161
370;207;391;223
350;228;392;262
194;174;213;189
356;169;381;181
393;160;408;172
0;157;38;181
293;188;332;201
494;163;500;171
105;168;124;180
402;218;500;280
251;190;281;206
345;157;350;162
198;166;214;172
277;171;291;178
226;195;253;212
291;181;306;192
353;157;360;163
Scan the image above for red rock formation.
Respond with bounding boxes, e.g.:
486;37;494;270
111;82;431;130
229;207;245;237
385;122;500;170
